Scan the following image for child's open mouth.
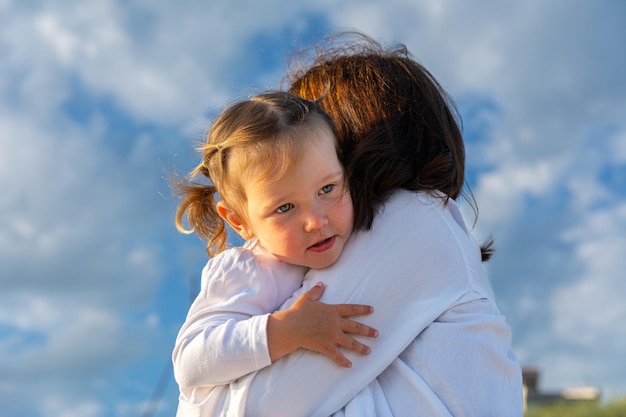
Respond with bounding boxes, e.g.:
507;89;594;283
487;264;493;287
309;236;335;252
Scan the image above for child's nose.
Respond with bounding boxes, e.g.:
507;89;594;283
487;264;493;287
304;209;328;232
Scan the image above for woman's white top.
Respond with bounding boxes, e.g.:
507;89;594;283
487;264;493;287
175;190;523;417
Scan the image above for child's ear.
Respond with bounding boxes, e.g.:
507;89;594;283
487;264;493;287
216;201;254;240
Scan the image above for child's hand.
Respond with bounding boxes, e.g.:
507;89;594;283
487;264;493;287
267;282;378;368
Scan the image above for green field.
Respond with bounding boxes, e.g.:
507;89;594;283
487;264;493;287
526;398;626;417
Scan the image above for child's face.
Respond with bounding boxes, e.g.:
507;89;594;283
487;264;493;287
242;126;353;269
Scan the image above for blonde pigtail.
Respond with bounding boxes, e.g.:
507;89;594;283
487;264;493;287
175;161;228;257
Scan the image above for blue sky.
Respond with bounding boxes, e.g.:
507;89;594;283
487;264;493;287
1;1;625;416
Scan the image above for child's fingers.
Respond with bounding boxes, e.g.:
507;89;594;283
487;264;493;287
338;334;372;356
322;345;353;368
335;303;374;317
343;319;379;338
302;282;325;301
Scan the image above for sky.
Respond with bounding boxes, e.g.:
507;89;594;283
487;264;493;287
0;1;625;416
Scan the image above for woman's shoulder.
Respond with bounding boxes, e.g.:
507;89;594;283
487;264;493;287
372;190;448;232
346;190;483;283
380;190;493;295
378;189;443;213
375;190;472;240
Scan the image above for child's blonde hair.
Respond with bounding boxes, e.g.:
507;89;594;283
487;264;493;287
175;91;340;256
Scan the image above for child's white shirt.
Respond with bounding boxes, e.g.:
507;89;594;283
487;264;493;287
172;238;306;412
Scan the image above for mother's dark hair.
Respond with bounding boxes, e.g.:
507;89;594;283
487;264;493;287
285;32;493;260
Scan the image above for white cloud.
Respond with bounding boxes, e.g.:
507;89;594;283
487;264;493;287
477;159;559;223
0;296;141;378
555;237;626;347
42;398;103;417
35;13;84;64
2;0;325;128
0;19;171;411
0;108;163;297
539;203;626;397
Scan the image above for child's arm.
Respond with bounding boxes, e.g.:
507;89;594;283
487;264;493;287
173;249;376;389
267;282;378;368
172;248;298;388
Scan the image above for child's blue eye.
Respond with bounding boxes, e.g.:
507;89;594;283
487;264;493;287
276;203;293;213
320;184;334;194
